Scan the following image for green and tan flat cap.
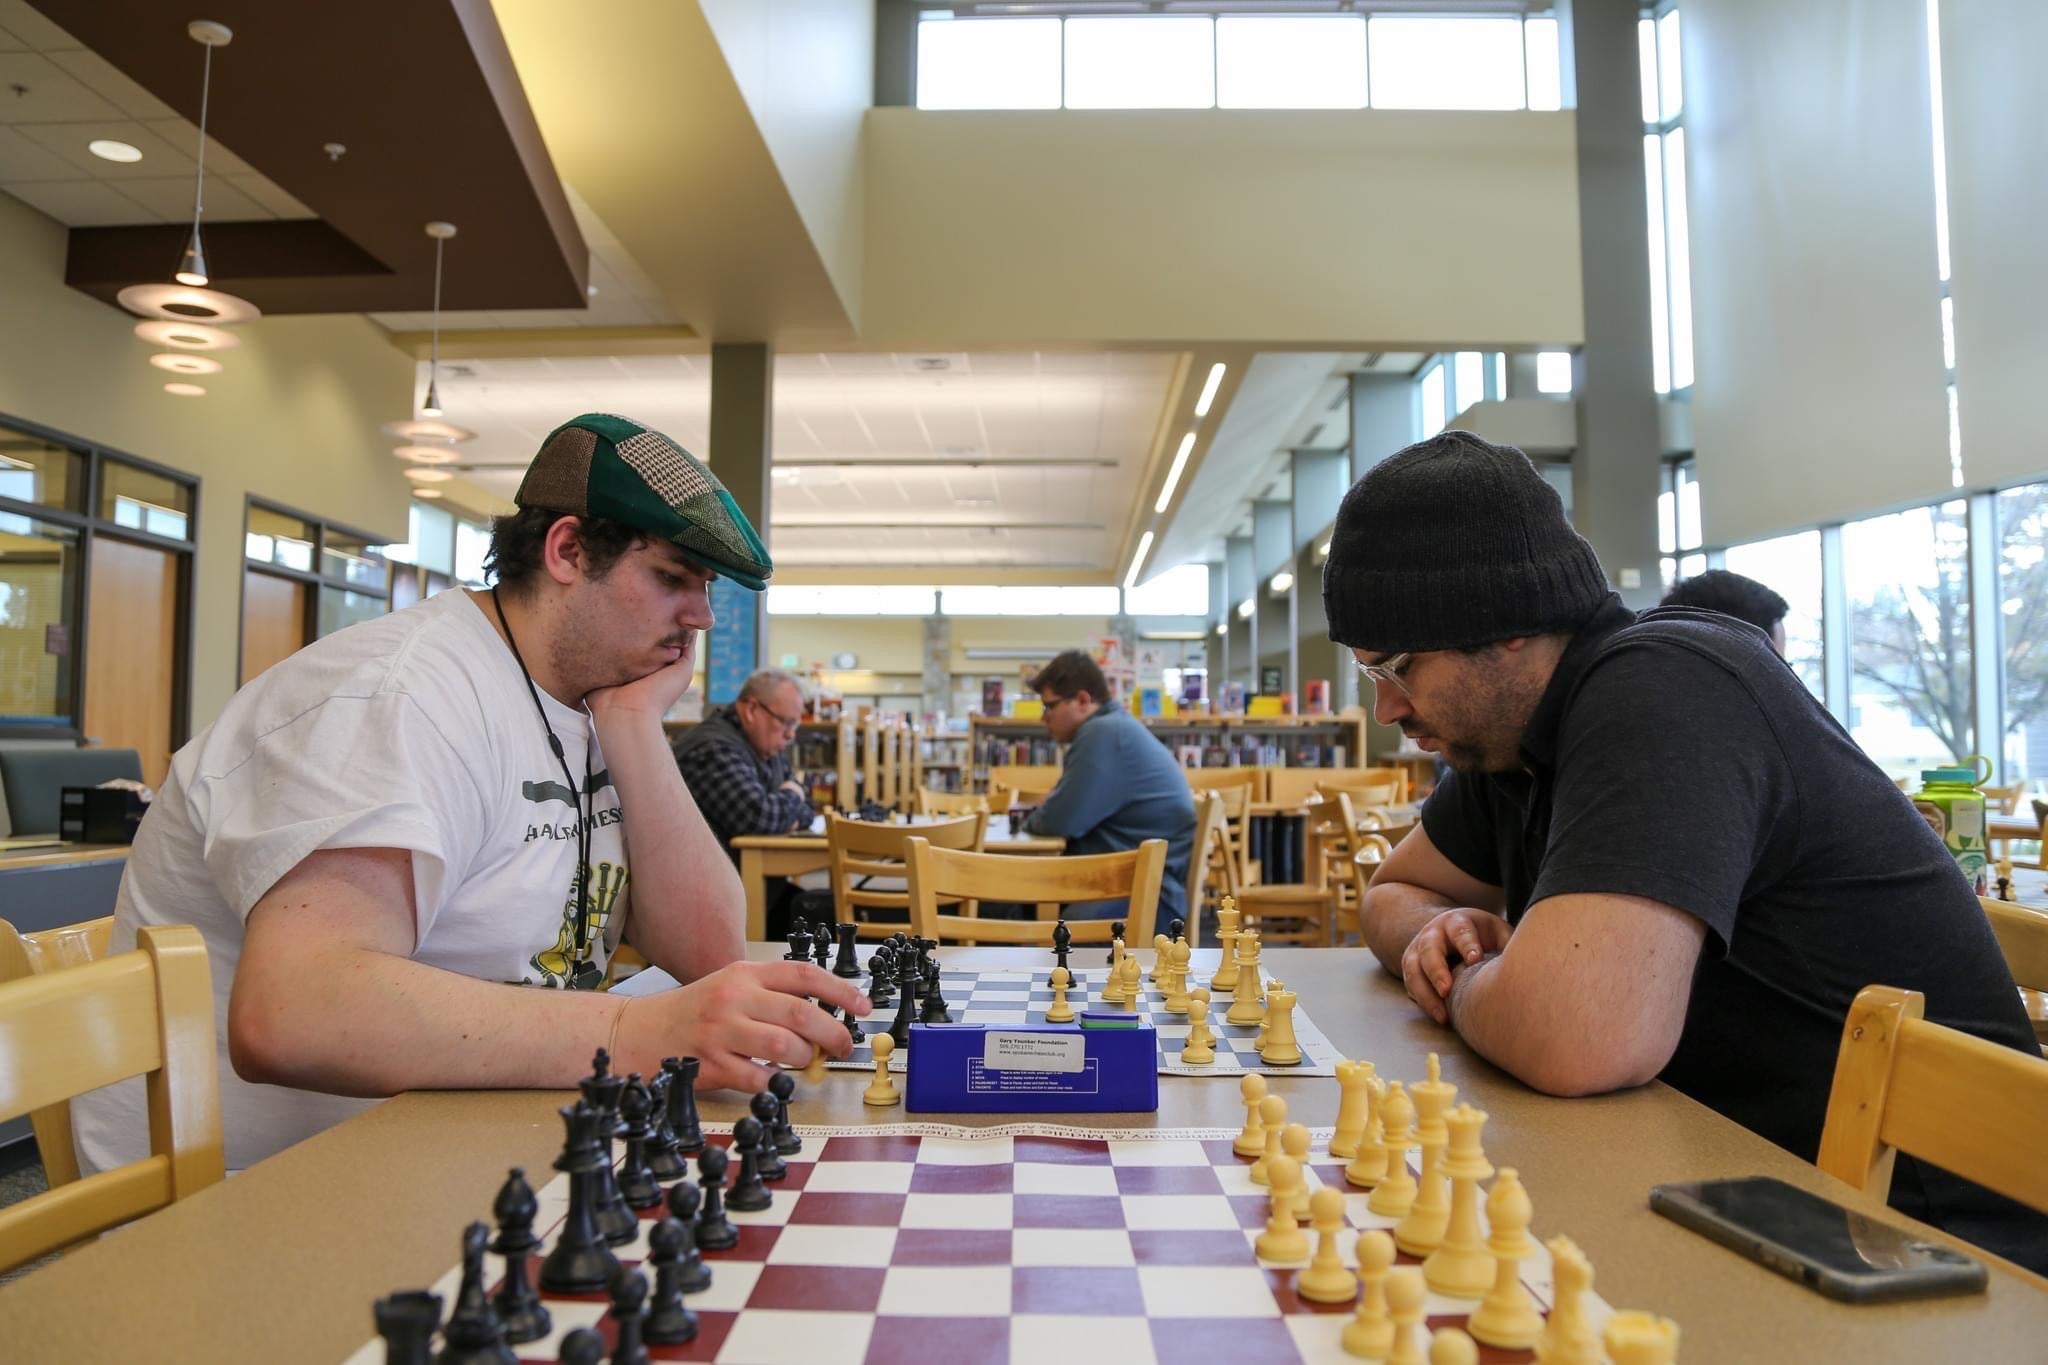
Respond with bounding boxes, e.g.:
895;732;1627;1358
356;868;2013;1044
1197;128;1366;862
516;412;773;591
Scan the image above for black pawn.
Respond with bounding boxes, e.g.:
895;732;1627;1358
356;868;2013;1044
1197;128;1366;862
867;949;895;1009
664;1056;705;1156
615;1075;663;1209
888;954;917;1049
488;1168;550;1345
579;1049;638;1247
608;1268;652;1365
831;920;862;978
1169;916;1185;942
767;1070;802;1156
725;1116;773;1212
694;1145;739;1251
749;1093;788;1182
643;1070;687;1181
845;1005;864;1046
557;1328;606;1365
373;1291;442;1365
1108;920;1125;966
664;1181;714;1293
813;927;833;971
641;1218;701;1346
920;962;951;1024
1052;916;1071;976
540;1102;621;1294
437;1221;515;1365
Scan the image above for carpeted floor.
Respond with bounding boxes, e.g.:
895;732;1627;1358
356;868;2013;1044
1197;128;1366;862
0;1155;54;1285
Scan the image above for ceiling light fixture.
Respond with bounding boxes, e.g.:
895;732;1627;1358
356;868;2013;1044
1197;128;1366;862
134;319;240;350
381;418;475;444
116;282;260;325
1215;621;1228;637
1269;571;1294;594
1236;597;1255;620
1194;362;1227;418
163;382;206;397
176;21;231;287
88;139;143;163
1154;431;1196;514
149;352;222;375
392;444;459;465
403;467;453;483
419;221;457;418
412;488;444;499
1124;530;1154;591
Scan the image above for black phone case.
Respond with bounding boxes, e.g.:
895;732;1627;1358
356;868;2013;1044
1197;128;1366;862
1650;1182;1989;1303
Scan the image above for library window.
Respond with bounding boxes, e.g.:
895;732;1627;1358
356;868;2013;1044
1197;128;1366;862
1844;500;1972;774
1995;483;2048;786
242;499;392;686
1724;530;1825;700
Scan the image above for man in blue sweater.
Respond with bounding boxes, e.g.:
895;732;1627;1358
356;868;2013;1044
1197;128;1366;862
1022;650;1196;923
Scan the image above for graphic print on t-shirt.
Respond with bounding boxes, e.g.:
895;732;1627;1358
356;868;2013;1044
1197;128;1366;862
520;767;627;989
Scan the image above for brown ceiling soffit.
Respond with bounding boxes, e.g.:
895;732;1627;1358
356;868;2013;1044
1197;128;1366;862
37;0;587;315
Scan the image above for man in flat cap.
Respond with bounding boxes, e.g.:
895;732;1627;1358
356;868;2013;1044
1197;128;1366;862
76;414;867;1175
1331;429;2045;1272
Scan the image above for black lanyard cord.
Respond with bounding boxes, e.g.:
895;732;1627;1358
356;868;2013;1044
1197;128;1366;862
492;586;594;964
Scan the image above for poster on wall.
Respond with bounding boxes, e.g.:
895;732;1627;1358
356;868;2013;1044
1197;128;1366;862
705;576;758;704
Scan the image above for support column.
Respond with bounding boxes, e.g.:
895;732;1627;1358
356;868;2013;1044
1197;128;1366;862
1226;535;1256;696
1570;0;1665;608
1349;373;1414;480
708;342;773;694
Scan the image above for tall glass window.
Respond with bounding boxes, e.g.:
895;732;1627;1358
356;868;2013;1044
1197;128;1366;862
1418;362;1448;439
1368;16;1528;110
1724;531;1825;699
1064;17;1215;109
1658;459;1704;588
1844;501;1973;774
1638;7;1693;394
1216;16;1368;109
915;17;1062;110
0;515;81;725
1995;483;2048;787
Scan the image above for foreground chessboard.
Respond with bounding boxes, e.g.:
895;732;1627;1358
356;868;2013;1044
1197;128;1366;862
344;1123;1607;1365
842;965;1343;1078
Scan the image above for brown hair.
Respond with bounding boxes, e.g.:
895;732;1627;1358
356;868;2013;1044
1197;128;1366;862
485;507;644;590
1028;649;1113;704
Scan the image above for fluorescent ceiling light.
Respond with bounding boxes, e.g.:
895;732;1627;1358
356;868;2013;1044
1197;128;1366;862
403;467;453;483
1317;540;1331;559
1236;597;1255;619
149;352;221;375
162;382;206;397
1124;530;1154;590
412;488;443;499
1194;362;1227;417
1269;571;1295;594
88;139;143;163
1215;621;1228;636
1154;432;1196;514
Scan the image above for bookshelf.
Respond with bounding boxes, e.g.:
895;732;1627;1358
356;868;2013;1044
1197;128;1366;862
965;713;1368;791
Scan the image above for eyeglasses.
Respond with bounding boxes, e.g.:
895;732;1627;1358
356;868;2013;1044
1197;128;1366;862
749;698;803;732
1042;695;1079;714
1354;652;1415;697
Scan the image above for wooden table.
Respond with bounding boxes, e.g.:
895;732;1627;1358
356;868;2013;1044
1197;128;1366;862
730;821;1065;940
3;945;2042;1362
0;843;127;936
1991;811;2043;844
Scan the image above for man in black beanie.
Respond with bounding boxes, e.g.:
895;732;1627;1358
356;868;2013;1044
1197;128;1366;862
1328;429;2046;1273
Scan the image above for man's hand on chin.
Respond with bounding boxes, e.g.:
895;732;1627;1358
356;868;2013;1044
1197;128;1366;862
588;641;697;727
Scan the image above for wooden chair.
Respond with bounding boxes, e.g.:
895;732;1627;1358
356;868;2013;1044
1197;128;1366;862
1815;984;2048;1218
1318;778;1402;811
1337;831;1397;945
1267;766;1402;806
0;923;223;1274
1980;896;2048;1053
916;788;990;817
1234;791;1359;946
989;783;1054;812
1213;781;1259;888
0;916;115;1189
905;837;1167;947
1186;790;1234;932
1186;767;1264;799
988;764;1060;803
827;812;987;940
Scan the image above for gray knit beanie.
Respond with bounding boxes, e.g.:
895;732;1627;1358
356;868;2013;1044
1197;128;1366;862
1322;430;1612;654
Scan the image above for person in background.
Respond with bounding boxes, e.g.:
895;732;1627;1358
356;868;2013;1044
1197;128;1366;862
1661;568;1790;657
1024;650;1195;924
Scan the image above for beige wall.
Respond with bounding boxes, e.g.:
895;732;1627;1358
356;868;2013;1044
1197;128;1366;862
863;109;1584;347
0;192;414;733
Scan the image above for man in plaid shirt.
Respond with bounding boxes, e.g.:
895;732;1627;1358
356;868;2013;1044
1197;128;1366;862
672;668;815;854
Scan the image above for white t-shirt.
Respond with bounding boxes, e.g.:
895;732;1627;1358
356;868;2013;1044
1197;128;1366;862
71;589;629;1174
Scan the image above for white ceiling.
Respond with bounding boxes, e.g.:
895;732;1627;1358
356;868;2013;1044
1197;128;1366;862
422;350;1178;572
0;0;314;225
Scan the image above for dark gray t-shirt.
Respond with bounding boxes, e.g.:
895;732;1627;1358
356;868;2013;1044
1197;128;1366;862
1423;599;2047;1273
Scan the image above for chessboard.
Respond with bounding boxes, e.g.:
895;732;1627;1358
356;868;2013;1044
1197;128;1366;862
839;965;1344;1078
343;1123;1609;1365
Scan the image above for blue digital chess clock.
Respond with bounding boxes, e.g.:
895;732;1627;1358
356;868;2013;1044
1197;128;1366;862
903;1012;1160;1113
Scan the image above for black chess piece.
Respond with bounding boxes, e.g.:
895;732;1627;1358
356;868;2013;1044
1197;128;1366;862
608;1267;653;1365
887;950;918;1049
643;1069;687;1181
664;1056;706;1157
1169;916;1185;942
1109;920;1125;966
578;1049;639;1246
1052;915;1071;976
812;927;833;971
831;920;862;978
785;918;812;961
749;1093;788;1181
867;946;896;1009
487;1168;550;1344
844;1004;864;1046
616;1074;663;1209
664;1181;714;1294
726;1115;773;1212
539;1101;623;1294
641;1217;701;1346
372;1290;442;1365
766;1070;802;1156
437;1221;516;1365
919;961;951;1024
693;1145;740;1251
556;1328;606;1365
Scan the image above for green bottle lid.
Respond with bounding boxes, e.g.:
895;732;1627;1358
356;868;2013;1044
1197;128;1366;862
1921;766;1979;785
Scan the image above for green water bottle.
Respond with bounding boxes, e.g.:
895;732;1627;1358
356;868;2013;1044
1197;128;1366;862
1913;755;1991;894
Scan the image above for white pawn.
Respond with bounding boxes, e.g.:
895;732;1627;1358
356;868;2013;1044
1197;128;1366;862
1342;1229;1395;1360
1296;1186;1357;1303
1429;1327;1479;1365
1179;986;1216;1065
1164;938;1193;1015
863;1033;900;1107
1045;965;1076;1023
1384;1267;1428;1365
1250;1094;1288;1185
1233;1073;1268;1158
1536;1236;1601;1365
1254;1155;1309;1262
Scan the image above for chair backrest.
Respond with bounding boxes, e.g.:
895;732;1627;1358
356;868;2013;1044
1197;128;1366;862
1981;897;2048;994
0;916;116;1188
1188;789;1234;910
0;923;222;1273
828;813;987;938
988;764;1061;797
1185;767;1263;798
0;748;145;837
1267;766;1389;806
1318;779;1402;811
916;788;990;817
1982;783;2024;816
1815;984;2048;1216
905;837;1167;946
